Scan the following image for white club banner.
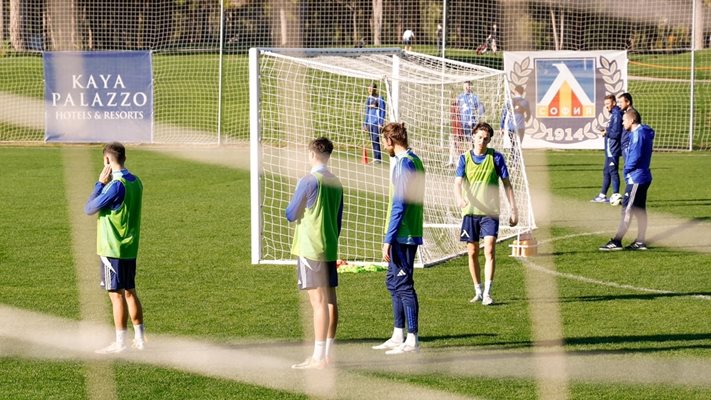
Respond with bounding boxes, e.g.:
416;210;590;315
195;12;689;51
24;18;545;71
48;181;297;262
504;51;627;149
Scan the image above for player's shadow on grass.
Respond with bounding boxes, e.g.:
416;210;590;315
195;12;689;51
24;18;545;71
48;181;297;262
563;333;711;354
558;292;711;303
649;199;711;207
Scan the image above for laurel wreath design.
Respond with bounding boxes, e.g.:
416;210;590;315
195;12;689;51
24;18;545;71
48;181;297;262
508;55;625;142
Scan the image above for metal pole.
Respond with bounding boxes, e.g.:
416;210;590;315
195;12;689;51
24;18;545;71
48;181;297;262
217;0;225;145
689;0;697;151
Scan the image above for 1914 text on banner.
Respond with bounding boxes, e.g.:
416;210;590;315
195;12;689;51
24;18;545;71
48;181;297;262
44;51;153;143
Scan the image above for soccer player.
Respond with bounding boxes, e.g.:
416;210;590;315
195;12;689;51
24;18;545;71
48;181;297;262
402;29;415;51
363;82;386;164
500;85;531;145
591;94;623;203
457;81;486;142
599;109;654;251
616;92;636;158
372;122;425;355
453;122;518;305
84;142;145;354
286;137;344;369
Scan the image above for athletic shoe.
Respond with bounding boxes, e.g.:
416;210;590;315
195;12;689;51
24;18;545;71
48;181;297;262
95;342;127;354
626;241;648;251
385;343;420;355
371;338;402;350
291;357;326;370
590;194;609;203
482;295;494;306
599;239;623;251
469;293;483;303
132;339;145;351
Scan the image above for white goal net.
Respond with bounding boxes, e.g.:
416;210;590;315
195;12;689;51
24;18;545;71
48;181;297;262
250;48;535;267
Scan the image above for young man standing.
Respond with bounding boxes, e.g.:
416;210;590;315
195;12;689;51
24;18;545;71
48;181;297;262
363;82;386;164
500;85;531;146
457;81;486;143
85;142;145;354
616;92;636;158
453;122;518;306
591;94;623;203
372;122;425;355
286;137;344;369
600;109;655;251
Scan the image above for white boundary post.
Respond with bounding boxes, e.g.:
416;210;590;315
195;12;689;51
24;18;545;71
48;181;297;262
391;53;400;122
689;0;697;151
217;0;225;145
249;48;261;264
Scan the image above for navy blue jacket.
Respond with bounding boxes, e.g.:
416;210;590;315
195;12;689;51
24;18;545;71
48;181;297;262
605;105;623;158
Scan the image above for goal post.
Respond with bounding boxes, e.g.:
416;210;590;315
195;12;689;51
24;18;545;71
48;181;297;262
250;47;536;267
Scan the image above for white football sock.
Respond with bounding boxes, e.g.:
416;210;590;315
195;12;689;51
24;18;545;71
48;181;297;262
404;333;418;347
475;283;483;295
312;340;326;361
325;338;335;357
484;280;493;296
133;324;145;341
392;327;404;343
115;329;127;346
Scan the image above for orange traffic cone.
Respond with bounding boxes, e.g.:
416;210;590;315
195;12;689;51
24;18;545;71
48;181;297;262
361;147;369;164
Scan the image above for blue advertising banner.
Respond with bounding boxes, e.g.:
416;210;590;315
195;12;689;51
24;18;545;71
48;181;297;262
503;51;627;149
44;51;153;143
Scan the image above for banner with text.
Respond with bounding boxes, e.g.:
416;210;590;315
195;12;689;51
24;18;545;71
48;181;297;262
44;51;153;143
503;51;627;149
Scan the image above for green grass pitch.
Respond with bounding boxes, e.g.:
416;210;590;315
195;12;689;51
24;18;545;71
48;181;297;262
0;145;710;399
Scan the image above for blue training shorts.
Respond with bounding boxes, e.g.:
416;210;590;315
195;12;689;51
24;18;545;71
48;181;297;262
460;215;499;243
296;256;338;290
99;256;137;291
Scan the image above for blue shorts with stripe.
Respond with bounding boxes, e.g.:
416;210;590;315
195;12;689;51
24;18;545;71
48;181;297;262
296;256;338;290
460;215;499;243
99;256;137;291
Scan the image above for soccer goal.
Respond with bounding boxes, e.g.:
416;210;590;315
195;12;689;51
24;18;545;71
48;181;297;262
250;47;535;267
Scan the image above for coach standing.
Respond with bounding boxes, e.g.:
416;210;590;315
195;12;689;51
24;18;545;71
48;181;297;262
599;109;655;251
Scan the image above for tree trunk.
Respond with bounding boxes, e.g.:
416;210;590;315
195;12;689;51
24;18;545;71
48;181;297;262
47;0;78;50
502;0;532;51
550;3;559;51
0;0;4;47
9;0;24;50
372;0;382;46
694;0;704;50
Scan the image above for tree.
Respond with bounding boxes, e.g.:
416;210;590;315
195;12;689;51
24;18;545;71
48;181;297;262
372;0;382;45
46;0;78;50
9;0;24;50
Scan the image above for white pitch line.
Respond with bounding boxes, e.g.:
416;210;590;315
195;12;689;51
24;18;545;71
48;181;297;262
522;231;711;301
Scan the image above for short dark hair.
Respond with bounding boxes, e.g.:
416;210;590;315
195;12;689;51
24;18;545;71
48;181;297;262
617;92;633;106
473;121;494;139
624;108;641;124
604;94;617;103
309;137;334;161
103;142;126;164
514;85;524;95
381;122;409;148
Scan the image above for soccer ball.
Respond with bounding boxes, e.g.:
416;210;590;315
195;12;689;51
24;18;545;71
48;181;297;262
609;193;623;206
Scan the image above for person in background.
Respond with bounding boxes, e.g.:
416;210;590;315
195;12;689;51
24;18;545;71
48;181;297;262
363;82;387;164
591;94;623;204
599;109;654;251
